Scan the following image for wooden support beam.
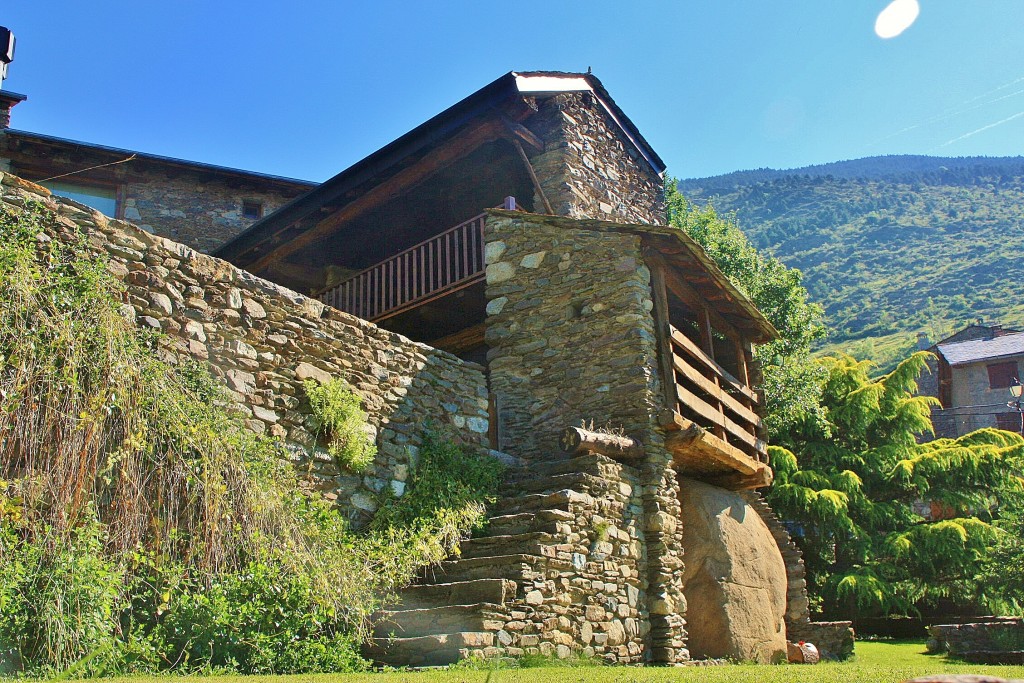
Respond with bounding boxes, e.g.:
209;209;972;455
499;114;546;153
429;323;487;356
706;464;774;490
246;119;505;273
649;259;678;413
648;249;743;344
511;137;554;215
560;426;644;460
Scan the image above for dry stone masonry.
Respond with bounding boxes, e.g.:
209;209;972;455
0;173;490;527
528;91;664;225
1;169;853;667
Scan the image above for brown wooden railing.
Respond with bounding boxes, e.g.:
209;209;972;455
318;198;517;322
668;324;767;462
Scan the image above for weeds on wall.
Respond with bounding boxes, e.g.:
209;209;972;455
0;199;504;676
304;378;377;472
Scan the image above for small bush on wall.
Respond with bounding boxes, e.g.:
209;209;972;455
304;378;377;472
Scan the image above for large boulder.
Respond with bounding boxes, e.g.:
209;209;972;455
679;478;788;663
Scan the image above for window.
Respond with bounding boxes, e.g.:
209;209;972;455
39;180;117;217
996;412;1022;433
242;200;263;220
987;361;1018;389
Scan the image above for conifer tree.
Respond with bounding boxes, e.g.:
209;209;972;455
768;352;1024;617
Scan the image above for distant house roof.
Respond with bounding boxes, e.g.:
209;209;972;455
936;332;1024;366
2;129;317;191
214;70;666;266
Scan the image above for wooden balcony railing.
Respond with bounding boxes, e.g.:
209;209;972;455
668;324;767;463
318;198;517;322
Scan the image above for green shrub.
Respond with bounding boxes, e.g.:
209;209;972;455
304;378;377;472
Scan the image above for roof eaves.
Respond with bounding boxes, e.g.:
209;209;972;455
216;71;522;262
3;129;317;187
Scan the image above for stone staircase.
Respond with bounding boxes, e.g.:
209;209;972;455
364;454;610;668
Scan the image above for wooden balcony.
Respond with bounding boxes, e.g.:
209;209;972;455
649;256;773;490
318;198;516;323
658;325;771;489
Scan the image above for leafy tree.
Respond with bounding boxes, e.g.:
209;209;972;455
664;178;827;437
767;351;1024;618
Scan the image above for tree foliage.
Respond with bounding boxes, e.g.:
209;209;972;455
768;351;1024;618
664;178;827;437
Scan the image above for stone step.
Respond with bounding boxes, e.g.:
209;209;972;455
486;509;574;536
502;454;621;485
388;578;516;611
509;471;599;494
490;488;594;516
373;603;506;639
457;531;560;560
364;631;494;668
421;553;564;584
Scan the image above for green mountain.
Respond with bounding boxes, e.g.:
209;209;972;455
680;155;1024;369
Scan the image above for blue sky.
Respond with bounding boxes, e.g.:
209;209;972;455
2;1;1023;182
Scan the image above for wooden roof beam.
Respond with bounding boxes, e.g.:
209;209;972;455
245;118;506;273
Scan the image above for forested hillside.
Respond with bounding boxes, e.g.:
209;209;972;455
680;156;1024;368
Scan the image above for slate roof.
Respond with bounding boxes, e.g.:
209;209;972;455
936;332;1024;366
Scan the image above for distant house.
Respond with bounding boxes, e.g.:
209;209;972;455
921;323;1024;437
0;90;315;253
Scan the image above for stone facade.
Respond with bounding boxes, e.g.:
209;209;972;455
484;211;664;458
529;92;664;225
0;173;489;526
0;130;314;254
119;174;309;254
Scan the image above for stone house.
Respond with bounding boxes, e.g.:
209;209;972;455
0;89;314;253
919;324;1024;438
0;68;853;666
212;71;852;665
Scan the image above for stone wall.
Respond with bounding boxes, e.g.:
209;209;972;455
1;172;490;526
121;174;311;254
742;491;856;660
482;209;688;663
528;93;664;225
483;210;663;459
927;618;1024;664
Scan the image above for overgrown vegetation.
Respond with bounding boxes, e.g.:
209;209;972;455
768;352;1024;618
0;200;503;676
305;378;377;472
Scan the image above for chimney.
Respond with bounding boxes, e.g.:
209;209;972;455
916;330;930;350
0;90;26;129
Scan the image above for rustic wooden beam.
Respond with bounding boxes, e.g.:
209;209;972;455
499;114;546;153
706;464;774;491
511;137;554;215
429;323;486;356
246;119;505;273
649;258;679;414
560;426;644;460
650;250;743;344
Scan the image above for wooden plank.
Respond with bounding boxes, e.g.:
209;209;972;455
676;384;764;454
670;327;758;403
660;260;742;343
429;322;486;355
245;118;504;273
670;424;761;476
649;260;678;413
511;137;554;214
672;354;762;428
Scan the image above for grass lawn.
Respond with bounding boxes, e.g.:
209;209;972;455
95;641;1024;683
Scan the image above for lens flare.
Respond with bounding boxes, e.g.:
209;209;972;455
875;0;920;39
